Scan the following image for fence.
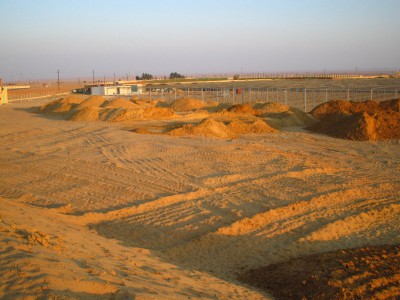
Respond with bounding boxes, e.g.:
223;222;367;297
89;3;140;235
139;86;399;112
7;84;399;112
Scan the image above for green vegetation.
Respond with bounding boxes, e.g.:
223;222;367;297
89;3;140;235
169;72;185;79
136;73;154;80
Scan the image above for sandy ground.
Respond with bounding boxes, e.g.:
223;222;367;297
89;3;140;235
0;99;399;299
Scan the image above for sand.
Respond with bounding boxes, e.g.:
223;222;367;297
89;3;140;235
1;98;399;299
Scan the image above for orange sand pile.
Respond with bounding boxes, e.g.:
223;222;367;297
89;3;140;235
38;95;175;122
38;95;86;115
228;103;257;115
101;98;139;109
240;244;400;299
168;118;276;139
75;96;105;110
309;99;400;141
169;98;208;112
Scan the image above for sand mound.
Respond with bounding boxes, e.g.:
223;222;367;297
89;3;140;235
101;98;139;109
227;119;276;134
67;107;100;121
263;108;317;129
38;99;77;115
75;96;105;110
169;118;234;139
311;99;400;119
309;99;400;140
228;103;257;115
134;99;159;108
254;102;290;114
142;107;175;119
240;244;400;300
168;118;276;139
102;107;175;122
59;95;86;104
169;98;208;112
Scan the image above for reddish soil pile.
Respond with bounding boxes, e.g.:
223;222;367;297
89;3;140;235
240;244;400;300
309;99;400;141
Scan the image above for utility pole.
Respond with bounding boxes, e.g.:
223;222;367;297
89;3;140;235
57;69;60;91
92;70;95;84
113;73;115;84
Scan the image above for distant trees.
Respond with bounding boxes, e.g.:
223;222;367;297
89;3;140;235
169;72;185;79
233;74;240;80
136;73;153;80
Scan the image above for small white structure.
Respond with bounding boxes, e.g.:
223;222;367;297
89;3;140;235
91;84;143;96
0;79;8;105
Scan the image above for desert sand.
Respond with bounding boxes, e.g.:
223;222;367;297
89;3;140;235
0;96;399;299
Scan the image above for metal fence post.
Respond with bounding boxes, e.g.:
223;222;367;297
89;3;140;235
347;87;350;101
325;89;328;102
303;88;307;112
370;89;373;101
201;88;204;101
249;88;252;102
284;89;287;105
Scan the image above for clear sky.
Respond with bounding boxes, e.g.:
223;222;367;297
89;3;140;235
1;0;399;81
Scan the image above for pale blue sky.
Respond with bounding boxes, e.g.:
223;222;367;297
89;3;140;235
1;0;399;81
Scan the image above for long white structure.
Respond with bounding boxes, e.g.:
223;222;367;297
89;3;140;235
91;84;143;96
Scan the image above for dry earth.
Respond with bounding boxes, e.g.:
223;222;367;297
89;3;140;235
0;98;399;299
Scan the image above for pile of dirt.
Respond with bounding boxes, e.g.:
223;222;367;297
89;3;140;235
67;107;100;121
168;118;232;139
59;95;86;104
263;108;317;129
101;98;139;109
228;103;257;115
254;102;290;114
227;119;276;134
142;107;175;119
38;99;75;115
309;99;400;140
240;244;400;300
168;118;276;139
134;99;159;108
75;96;105;110
169;98;208;112
37;95;176;122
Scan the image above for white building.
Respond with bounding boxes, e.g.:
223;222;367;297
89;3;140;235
91;84;144;96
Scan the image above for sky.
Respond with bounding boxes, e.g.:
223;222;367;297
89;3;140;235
1;0;399;81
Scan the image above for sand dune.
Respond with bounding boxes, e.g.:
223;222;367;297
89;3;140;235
1;98;399;299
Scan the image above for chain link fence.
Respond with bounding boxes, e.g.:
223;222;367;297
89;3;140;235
139;86;399;112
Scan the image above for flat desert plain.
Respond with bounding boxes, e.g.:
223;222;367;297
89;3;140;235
0;97;399;299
